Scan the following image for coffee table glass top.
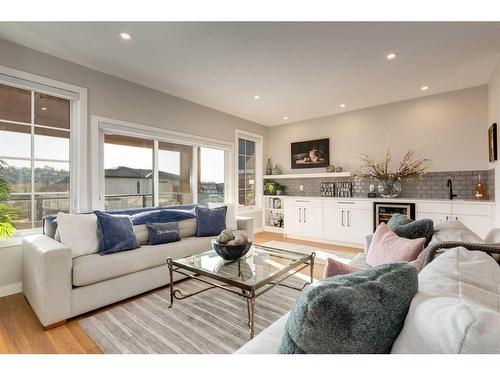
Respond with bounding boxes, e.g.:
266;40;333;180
172;244;312;290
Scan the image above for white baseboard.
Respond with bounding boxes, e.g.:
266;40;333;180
254;227;264;233
0;282;22;297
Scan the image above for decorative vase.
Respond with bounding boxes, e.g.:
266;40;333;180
377;180;402;198
265;158;272;175
271;165;281;175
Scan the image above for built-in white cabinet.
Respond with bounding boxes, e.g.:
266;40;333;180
416;201;493;239
284;198;323;239
280;197;494;248
323;200;372;245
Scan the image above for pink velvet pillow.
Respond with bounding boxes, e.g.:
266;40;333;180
323;256;422;279
366;223;425;267
323;258;361;278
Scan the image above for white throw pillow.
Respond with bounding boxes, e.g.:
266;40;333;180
208;202;237;230
391;247;500;354
133;224;149;245
56;212;100;258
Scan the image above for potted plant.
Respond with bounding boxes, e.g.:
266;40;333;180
360;150;428;198
0;160;17;238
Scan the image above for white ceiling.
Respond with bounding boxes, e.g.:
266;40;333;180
1;22;500;126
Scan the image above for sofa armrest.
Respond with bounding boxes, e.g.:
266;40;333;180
237;216;254;242
23;235;72;327
364;234;373;254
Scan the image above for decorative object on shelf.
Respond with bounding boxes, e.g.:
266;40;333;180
336;181;353;198
326;165;336;173
271;164;282;175
335;166;343;173
475;174;487;200
360;149;428;198
489;123;497;162
291;138;330;169
264;181;279;195
320;182;335;197
212;229;252;261
265;158;273;175
367;183;377;198
0;160;17;238
273;198;282;208
276;185;285;196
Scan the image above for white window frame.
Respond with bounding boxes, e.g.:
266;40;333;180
90;116;234;210
0;65;88;235
235;129;263;213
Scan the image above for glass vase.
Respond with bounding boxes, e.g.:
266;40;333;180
377;180;402;198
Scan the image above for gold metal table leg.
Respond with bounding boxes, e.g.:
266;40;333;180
167;257;174;307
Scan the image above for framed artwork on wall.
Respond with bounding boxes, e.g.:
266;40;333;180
291;138;330;169
489;123;497;162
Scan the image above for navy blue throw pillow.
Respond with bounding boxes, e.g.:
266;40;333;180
146;222;181;245
94;211;140;255
195;206;227;237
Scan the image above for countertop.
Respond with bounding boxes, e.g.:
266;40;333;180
266;195;495;205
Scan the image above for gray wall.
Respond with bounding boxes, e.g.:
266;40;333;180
488;59;500;226
0;39;268;293
267;86;489;174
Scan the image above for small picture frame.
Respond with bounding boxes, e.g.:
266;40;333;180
489;123;497;162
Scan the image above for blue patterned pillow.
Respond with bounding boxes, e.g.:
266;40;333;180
195;206;227;237
94;211;140;255
146;222;181;245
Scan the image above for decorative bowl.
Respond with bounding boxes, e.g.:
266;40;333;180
211;239;253;261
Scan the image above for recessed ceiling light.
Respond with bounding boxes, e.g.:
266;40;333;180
386;52;398;60
41;107;47;111
253;95;260;100
283;116;288;120
119;32;132;40
421;85;430;91
340;103;346;108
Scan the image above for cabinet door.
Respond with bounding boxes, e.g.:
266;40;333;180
346;209;372;245
284;206;302;236
454;215;492;239
323;207;347;242
302;206;323;239
417;212;450;225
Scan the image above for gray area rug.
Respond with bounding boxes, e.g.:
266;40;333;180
79;276;305;354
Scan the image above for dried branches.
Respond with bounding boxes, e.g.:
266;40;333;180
360;149;428;182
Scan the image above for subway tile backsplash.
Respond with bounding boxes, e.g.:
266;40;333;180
265;169;494;200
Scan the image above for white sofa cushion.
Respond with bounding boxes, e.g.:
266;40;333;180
391;247;500;353
72;236;213;286
57;212;99;258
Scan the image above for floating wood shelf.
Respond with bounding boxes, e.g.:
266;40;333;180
263;172;352;179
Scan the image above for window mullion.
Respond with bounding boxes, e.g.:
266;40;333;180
153;140;159;207
30;91;35;228
192;146;199;204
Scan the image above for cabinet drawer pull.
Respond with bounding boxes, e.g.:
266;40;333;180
295;200;310;203
304;208;307;223
341;210;345;226
298;208;302;223
338;201;354;204
347;210;351;227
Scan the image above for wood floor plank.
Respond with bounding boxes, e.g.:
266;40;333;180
0;232;356;354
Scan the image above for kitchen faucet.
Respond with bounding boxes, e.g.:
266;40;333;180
447;179;457;200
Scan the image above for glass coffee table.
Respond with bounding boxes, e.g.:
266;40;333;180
166;244;315;338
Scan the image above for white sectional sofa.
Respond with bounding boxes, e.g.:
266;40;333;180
22;205;253;328
236;221;500;354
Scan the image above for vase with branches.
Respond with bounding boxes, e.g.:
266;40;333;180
360;149;428;198
0;160;17;238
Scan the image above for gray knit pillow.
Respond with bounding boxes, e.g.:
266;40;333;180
387;213;434;246
278;262;418;354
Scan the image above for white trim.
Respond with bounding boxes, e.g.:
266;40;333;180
0;64;88;214
235;129;263;212
90;115;235;209
0;282;22;298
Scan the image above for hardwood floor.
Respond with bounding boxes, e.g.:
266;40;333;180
0;232;360;354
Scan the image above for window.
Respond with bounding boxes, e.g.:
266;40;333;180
0;83;71;229
158;141;193;206
104;134;154;210
197;147;225;203
236;131;262;209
